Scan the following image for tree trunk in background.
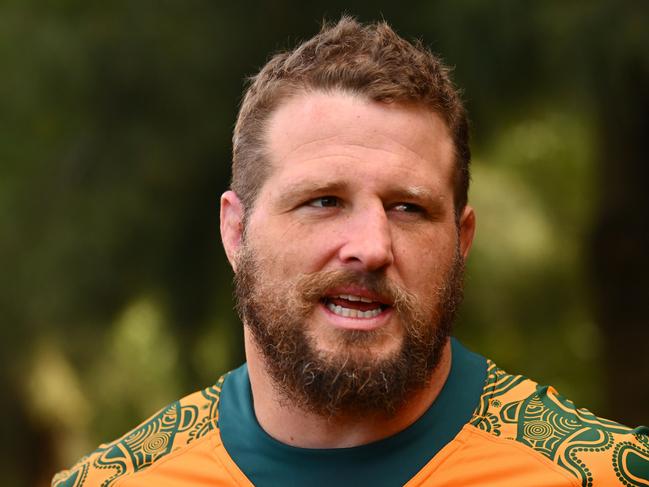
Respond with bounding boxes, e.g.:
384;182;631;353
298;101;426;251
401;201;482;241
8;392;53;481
590;52;649;427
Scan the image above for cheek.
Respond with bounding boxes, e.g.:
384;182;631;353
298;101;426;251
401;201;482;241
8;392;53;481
394;230;457;285
284;238;340;274
254;224;341;276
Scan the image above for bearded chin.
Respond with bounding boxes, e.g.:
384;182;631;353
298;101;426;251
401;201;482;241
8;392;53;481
234;246;465;419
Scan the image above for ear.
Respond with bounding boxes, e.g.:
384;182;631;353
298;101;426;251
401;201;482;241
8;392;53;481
458;205;476;261
220;190;244;272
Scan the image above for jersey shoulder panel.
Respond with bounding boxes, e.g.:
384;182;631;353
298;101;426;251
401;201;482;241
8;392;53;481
469;360;649;487
51;376;225;487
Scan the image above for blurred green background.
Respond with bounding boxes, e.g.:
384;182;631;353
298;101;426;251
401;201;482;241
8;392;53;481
1;1;647;485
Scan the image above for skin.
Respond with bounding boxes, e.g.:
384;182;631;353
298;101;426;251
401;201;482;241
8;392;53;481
220;90;476;448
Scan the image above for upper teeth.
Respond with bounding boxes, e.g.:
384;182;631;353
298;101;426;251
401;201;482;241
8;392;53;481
326;302;382;318
334;294;374;303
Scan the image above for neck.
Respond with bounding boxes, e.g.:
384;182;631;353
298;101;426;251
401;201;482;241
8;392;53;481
244;328;453;449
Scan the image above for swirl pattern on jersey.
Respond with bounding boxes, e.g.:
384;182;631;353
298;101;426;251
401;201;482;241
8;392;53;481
470;361;649;487
52;377;225;487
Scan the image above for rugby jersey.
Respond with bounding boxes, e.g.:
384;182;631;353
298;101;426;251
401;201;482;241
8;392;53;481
52;339;649;486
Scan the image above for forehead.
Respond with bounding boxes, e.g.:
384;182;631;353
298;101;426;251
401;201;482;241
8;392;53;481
262;90;455;194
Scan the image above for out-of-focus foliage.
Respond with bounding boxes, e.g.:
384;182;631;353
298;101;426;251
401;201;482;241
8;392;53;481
462;109;600;405
1;1;647;485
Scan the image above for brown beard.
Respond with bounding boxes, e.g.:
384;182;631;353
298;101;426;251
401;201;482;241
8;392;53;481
234;245;465;418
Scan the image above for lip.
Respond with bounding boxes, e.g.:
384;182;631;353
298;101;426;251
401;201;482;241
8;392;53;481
317;301;393;331
322;285;391;306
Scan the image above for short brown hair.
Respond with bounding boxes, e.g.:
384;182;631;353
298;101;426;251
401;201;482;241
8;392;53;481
232;16;470;215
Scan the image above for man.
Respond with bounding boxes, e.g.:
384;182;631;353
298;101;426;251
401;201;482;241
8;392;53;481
53;17;648;487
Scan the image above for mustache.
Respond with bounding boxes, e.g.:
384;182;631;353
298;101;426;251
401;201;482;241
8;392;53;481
294;269;423;319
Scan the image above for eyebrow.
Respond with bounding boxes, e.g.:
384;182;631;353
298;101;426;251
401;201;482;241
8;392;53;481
276;180;350;209
384;186;437;203
275;181;443;210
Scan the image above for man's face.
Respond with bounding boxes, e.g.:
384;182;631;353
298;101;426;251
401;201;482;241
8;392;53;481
222;91;475;416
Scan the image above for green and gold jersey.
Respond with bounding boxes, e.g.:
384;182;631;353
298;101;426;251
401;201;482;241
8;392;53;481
52;340;649;487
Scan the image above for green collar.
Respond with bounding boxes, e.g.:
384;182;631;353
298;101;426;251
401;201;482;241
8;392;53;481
219;338;486;487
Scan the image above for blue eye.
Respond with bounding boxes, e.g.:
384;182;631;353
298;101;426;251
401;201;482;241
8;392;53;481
308;196;340;208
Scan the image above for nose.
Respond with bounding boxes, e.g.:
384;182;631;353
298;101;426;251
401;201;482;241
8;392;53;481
338;204;394;271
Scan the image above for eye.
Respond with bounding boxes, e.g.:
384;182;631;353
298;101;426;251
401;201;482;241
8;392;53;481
307;196;341;208
392;202;425;214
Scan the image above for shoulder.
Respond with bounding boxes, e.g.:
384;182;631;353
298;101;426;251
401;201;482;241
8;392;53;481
51;376;226;487
469;360;649;487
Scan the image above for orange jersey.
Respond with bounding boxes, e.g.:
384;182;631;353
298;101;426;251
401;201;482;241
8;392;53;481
52;342;649;486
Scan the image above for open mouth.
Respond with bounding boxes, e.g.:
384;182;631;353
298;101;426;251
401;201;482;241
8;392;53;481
321;293;390;319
